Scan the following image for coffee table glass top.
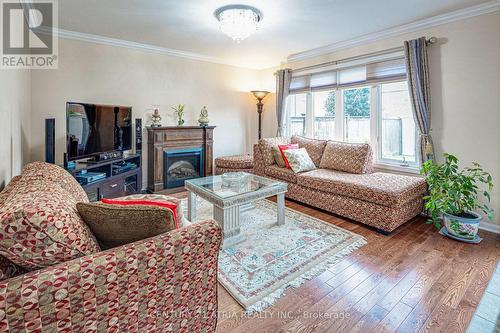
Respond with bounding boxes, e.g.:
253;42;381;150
185;173;286;200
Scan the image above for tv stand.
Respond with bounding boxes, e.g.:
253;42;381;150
78;156;124;165
66;153;142;202
79;151;124;164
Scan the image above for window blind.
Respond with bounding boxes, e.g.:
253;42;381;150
289;75;309;92
366;58;407;82
289;51;407;94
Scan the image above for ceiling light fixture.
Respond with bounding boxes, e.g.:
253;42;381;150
214;5;263;43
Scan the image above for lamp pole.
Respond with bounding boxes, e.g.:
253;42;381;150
251;91;270;141
256;98;264;140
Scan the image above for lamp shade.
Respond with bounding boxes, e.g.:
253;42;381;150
251;90;270;100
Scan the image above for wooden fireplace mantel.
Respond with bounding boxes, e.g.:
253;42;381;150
146;126;215;192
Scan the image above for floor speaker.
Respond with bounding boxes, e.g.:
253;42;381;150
135;118;142;154
45;118;56;164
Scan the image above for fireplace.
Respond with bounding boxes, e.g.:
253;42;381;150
163;148;203;189
147;126;214;192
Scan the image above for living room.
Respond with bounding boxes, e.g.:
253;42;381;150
0;0;499;332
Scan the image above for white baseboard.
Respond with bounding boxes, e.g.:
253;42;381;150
479;221;500;234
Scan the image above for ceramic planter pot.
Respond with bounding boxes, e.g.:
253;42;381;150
443;211;481;240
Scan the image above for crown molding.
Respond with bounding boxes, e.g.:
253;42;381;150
53;28;260;70
287;0;500;63
39;1;500;70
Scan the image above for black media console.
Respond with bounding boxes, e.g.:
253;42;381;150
66;154;142;202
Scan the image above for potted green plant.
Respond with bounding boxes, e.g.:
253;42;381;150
421;153;494;242
172;104;185;126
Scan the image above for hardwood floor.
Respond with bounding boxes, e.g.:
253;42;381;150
172;192;500;333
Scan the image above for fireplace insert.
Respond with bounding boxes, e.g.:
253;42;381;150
163;148;203;189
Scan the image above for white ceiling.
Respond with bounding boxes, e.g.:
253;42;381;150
58;0;492;69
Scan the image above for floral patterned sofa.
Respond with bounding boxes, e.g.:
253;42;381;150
254;136;427;234
0;162;222;332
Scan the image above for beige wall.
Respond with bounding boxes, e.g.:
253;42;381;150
257;66;279;139
0;69;31;189
31;38;262;186
263;12;500;225
8;11;500;226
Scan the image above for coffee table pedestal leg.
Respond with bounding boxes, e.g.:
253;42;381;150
214;205;246;248
277;193;285;226
188;191;197;222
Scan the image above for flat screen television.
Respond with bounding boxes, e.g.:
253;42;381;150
66;102;132;161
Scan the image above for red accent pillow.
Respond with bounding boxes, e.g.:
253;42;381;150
278;144;299;168
101;198;179;229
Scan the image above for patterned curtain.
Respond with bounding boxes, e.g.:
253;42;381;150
404;37;434;163
275;69;292;137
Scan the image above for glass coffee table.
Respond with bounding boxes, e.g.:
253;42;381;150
185;173;288;247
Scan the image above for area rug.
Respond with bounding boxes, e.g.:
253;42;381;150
183;198;367;313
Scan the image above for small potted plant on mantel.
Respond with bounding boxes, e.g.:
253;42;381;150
421;153;494;243
172;104;185;126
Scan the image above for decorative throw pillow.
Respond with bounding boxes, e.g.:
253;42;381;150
272;147;287;168
101;198;179;228
278;144;299;168
259;137;291;166
291;135;328;167
113;194;185;227
77;201;177;249
283;148;317;173
319;141;373;174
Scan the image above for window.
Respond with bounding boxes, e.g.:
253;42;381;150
313;90;335;140
286;93;307;136
378;81;417;165
285;51;418;170
286;83;418;170
343;87;370;143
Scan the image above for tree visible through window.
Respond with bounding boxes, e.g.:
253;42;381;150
323;91;335;116
322;88;370;117
344;88;370;117
343;87;371;143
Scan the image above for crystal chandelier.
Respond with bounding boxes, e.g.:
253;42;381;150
214;5;263;43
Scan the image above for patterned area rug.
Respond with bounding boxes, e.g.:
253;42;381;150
183;198;366;313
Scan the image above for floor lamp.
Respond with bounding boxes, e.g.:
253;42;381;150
251;90;270;140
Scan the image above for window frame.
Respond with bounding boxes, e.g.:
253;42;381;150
285;93;308;137
285;79;419;173
311;89;338;141
341;85;372;144
373;81;420;171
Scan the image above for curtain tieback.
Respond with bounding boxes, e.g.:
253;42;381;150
419;133;434;155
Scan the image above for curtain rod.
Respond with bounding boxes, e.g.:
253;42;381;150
278;37;437;74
